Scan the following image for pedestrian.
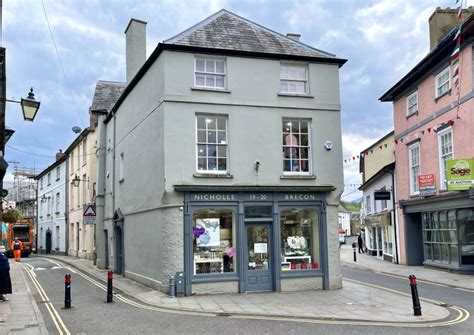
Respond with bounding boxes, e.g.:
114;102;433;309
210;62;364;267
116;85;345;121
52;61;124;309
11;237;23;262
358;233;365;254
0;245;12;301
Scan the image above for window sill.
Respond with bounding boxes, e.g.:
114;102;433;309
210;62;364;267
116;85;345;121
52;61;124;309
278;92;314;98
280;270;322;278
280;174;316;180
193;173;233;179
406;111;418;119
191;87;231;93
55;212;60;215
435;89;451;102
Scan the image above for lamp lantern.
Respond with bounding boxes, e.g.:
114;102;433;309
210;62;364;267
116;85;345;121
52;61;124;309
20;87;41;122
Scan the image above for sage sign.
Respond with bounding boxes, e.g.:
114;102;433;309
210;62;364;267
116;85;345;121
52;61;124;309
446;158;474;191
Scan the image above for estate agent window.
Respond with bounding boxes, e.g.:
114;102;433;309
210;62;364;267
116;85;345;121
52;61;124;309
192;208;236;275
280;64;308;94
195;58;226;89
435;67;450;98
438;127;453;190
280;208;320;270
409;142;420;195
282;119;310;174
196;115;228;173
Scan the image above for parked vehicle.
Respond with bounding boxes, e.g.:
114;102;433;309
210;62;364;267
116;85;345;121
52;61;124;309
339;228;346;244
1;219;35;257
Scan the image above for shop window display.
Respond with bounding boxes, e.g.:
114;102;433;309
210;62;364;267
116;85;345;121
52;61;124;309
192;209;236;275
280;208;319;270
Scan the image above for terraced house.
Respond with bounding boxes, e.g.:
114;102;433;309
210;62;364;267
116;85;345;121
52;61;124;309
94;10;347;295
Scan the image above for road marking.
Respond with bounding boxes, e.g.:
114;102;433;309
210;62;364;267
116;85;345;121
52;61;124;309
372;270;474;293
36;258;470;328
22;264;71;335
45;259;63;268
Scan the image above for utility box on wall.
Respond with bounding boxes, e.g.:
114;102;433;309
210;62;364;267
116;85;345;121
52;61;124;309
175;272;185;297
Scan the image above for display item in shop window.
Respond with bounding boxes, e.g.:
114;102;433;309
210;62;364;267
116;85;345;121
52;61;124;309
193;226;205;238
224;246;236;257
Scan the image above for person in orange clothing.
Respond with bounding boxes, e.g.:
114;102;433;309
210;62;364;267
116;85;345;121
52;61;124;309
11;237;23;262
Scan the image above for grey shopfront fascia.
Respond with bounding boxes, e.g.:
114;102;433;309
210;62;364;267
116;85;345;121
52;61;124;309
175;185;333;296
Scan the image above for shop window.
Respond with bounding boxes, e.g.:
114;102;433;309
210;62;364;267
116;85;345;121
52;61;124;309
196;114;228;173
458;208;474;265
192;208;236;275
280;208;319;271
282;119;311;174
245;206;272;219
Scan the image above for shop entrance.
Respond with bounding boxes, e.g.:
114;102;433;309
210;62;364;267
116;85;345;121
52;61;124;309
245;223;273;292
45;230;52;254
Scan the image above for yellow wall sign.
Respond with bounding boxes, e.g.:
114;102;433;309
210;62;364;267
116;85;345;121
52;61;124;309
446;158;474;191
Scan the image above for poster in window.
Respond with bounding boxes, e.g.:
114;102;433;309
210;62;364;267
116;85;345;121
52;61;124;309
196;218;220;247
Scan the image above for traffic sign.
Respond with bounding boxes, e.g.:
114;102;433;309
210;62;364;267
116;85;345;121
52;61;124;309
83;204;96;224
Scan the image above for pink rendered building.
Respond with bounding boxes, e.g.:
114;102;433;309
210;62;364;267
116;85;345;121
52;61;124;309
380;10;474;272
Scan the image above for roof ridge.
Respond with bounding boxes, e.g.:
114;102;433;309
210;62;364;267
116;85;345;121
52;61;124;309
165;9;335;58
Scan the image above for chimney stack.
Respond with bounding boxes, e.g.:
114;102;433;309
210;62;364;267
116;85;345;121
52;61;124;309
286;33;301;42
56;149;65;161
125;18;147;84
429;6;474;49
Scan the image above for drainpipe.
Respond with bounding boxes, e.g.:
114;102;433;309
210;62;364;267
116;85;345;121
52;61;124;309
93;109;107;269
65;160;69;255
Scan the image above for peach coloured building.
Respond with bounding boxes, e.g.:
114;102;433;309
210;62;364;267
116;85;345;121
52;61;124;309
380;11;474;273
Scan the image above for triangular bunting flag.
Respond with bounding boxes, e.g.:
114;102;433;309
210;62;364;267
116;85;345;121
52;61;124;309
395;140;398;145
427;128;431;133
384;144;388;148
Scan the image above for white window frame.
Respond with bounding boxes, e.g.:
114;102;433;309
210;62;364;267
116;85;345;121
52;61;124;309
406;91;418;116
280;63;309;94
56;166;60;180
82;138;87;166
409;142;421;195
47;173;51;186
196;114;228;174
282;119;312;175
55;192;60;213
435;67;450;98
194;57;226;89
437;127;453;190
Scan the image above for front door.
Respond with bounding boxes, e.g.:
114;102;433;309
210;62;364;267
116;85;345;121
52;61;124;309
45;231;52;254
115;226;123;274
245;224;273;292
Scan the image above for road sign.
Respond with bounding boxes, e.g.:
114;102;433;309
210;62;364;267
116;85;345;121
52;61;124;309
83;204;96;224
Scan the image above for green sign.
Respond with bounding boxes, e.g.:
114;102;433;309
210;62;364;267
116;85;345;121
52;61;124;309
446;158;474;191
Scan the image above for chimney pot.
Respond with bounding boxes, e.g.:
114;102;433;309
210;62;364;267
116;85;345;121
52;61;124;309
286;33;301;42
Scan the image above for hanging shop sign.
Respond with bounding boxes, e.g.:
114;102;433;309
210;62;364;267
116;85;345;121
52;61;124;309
374;191;391;200
446;158;474;191
418;174;436;196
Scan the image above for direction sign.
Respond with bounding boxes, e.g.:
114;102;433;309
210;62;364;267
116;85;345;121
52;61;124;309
83;204;96;224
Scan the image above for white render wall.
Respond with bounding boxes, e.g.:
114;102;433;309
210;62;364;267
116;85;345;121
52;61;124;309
37;159;67;254
102;49;344;292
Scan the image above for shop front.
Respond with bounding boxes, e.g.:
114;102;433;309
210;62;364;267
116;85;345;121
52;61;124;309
401;190;474;273
176;186;332;296
363;212;393;261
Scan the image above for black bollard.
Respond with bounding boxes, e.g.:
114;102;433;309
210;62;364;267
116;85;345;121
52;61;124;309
64;274;71;309
409;275;422;316
352;241;357;262
107;271;113;303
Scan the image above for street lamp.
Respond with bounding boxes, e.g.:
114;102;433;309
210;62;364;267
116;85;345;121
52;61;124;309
71;174;89;188
6;87;41;121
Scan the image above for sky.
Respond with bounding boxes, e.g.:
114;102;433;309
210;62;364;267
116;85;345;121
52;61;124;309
1;0;471;200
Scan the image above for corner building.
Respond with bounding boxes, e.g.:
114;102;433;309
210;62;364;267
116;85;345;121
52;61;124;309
95;10;347;295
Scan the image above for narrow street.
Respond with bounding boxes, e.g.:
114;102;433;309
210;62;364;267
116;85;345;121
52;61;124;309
18;256;471;335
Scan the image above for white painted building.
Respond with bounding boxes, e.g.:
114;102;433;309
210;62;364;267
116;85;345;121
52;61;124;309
35;151;68;254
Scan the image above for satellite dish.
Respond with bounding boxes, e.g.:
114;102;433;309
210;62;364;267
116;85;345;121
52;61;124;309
72;126;82;134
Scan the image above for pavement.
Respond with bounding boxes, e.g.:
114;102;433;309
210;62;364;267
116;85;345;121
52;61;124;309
2;245;472;333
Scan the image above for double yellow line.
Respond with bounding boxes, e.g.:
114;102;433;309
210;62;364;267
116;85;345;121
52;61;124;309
23;263;71;335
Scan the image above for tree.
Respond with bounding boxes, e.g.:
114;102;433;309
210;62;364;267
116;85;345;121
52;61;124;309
1;207;22;223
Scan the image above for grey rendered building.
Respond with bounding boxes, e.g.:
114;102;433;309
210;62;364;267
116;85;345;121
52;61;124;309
94;10;346;295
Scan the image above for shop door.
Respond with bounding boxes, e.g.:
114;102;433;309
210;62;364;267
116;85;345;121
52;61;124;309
45;231;52;254
245;224;273;292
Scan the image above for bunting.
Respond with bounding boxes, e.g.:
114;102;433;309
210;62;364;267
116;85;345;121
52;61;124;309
451;0;464;94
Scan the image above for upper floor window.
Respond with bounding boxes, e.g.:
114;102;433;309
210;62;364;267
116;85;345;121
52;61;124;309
119;153;124;181
366;195;371;214
196;115;228;173
438;127;453;190
47;173;51;185
195;58;226;89
70;156;73;174
409;142;420;195
280;64;308;94
407;91;418;116
76;145;80;169
435;67;450;98
282;119;310;174
82;138;87;166
55;192;60;213
56;166;60;180
40;178;43;189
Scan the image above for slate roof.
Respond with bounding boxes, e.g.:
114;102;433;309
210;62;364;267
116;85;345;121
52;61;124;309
91;80;126;112
165;9;334;58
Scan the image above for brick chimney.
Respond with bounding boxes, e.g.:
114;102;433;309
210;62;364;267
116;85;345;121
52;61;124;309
56;149;65;161
429;6;474;49
125;18;147;84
